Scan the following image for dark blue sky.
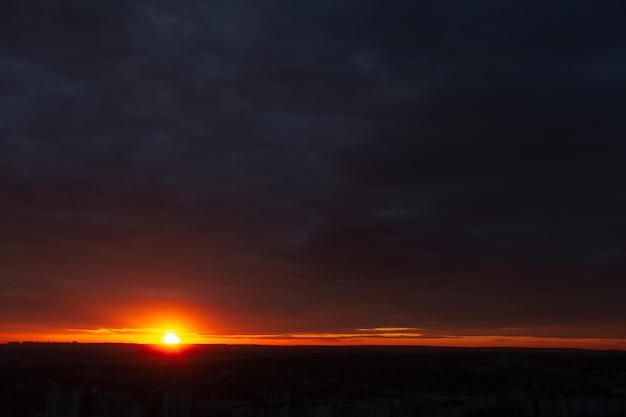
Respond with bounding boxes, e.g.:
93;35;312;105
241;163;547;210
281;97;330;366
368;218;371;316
1;0;626;344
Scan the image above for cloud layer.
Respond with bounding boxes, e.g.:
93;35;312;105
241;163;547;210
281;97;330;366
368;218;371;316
1;0;626;343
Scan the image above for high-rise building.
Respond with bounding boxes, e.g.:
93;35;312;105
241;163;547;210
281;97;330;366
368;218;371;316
45;389;82;417
163;390;192;417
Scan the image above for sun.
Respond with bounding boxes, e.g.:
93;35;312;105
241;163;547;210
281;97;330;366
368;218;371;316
161;331;181;345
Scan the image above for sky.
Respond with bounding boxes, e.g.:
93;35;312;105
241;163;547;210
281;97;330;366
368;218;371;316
1;0;626;348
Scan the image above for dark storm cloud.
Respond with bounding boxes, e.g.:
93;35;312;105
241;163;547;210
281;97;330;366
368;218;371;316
1;0;626;339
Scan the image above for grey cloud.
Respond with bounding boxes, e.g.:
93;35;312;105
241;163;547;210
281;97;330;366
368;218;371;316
1;0;626;339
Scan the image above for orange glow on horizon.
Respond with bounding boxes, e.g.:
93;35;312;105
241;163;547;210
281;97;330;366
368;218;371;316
2;319;626;351
4;330;624;351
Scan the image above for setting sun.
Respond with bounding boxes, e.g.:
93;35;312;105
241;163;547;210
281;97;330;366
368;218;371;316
161;331;181;345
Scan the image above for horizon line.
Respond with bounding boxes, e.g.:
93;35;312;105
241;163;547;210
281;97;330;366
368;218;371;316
3;341;626;352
